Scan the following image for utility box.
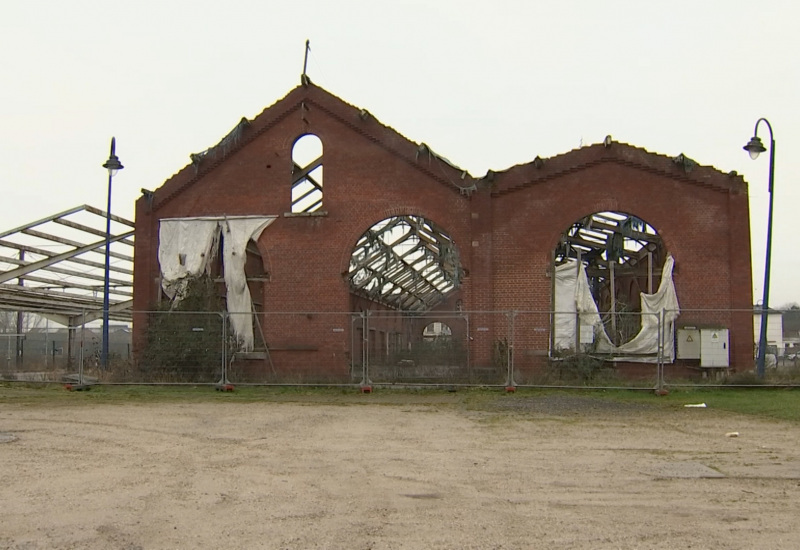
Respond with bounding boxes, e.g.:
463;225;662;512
700;328;729;367
677;327;701;359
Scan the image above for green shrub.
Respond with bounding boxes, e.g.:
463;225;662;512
138;276;230;382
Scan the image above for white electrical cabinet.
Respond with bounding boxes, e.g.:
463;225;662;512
700;328;729;367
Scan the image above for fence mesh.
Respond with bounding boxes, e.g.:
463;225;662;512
364;311;506;386
225;312;359;385
0;313;133;384
132;311;224;384
1;307;798;388
661;308;796;386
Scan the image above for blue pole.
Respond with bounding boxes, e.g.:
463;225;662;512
102;168;112;370
756;134;776;378
747;118;775;378
101;136;122;370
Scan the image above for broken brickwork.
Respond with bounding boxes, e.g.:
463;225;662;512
133;82;753;378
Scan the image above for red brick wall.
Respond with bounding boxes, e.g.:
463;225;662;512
134;84;754;377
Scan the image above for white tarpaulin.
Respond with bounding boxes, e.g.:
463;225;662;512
554;259;613;351
158;219;220;300
221;217;274;351
554;260;585;350
158;215;276;351
553;255;679;362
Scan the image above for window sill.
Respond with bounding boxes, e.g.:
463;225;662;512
283;211;328;218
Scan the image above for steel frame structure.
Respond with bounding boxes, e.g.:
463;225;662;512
0;205;134;326
348;215;462;312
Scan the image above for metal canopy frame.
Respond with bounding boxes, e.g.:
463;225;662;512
0;205;134;326
348;215;462;312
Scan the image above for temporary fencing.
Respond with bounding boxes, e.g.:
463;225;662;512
662;307;779;387
1;307;797;388
225;312;360;385
0;313;132;383
364;311;503;386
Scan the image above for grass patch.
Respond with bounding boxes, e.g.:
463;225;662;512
1;383;799;422
0;383;475;407
584;387;800;422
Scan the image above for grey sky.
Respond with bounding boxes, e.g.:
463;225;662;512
1;1;797;305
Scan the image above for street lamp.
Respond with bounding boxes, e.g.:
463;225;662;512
101;137;124;369
743;118;775;378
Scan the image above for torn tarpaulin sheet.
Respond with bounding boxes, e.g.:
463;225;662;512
158;215;275;351
553;256;679;362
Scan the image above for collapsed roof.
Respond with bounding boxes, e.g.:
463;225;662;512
556;211;663;275
348;215;462;312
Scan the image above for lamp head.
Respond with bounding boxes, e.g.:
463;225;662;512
102;137;124;177
743;136;766;160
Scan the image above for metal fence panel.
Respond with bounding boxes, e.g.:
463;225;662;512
508;311;556;386
0;310;133;384
4;306;797;388
511;310;661;388
364;311;507;386
664;308;758;387
224;312;361;385
1;326;71;384
128;310;224;384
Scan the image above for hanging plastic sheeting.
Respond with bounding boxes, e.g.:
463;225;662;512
221;217;274;351
553;260;612;351
158;219;220;300
158;216;276;351
553;260;583;350
599;255;680;361
553;256;679;363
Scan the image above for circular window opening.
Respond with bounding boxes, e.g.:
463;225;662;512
422;322;452;342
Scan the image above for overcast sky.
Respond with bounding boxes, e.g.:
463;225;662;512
1;1;798;306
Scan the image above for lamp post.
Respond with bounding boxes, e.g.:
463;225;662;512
743;118;775;378
101;137;124;369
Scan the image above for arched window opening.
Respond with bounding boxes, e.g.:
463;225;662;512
423;322;452;342
348;215;462;312
291;134;323;213
554;211;668;348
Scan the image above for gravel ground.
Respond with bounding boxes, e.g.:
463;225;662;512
1;395;800;549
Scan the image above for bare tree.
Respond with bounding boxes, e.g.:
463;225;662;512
0;310;44;334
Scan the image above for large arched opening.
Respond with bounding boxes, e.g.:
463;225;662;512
348;214;462;312
553;211;677;359
347;214;468;381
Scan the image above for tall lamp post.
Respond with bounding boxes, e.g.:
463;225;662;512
101;137;124;369
743;118;775;378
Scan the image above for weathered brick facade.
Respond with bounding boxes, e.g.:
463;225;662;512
133;81;753;378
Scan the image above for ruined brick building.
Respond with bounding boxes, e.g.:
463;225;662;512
133;79;753;383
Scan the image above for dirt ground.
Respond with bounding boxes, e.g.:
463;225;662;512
1;393;800;549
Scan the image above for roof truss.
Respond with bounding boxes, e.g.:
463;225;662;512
348;215;462;312
0;205;134;323
555;211;662;279
554;211;667;345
